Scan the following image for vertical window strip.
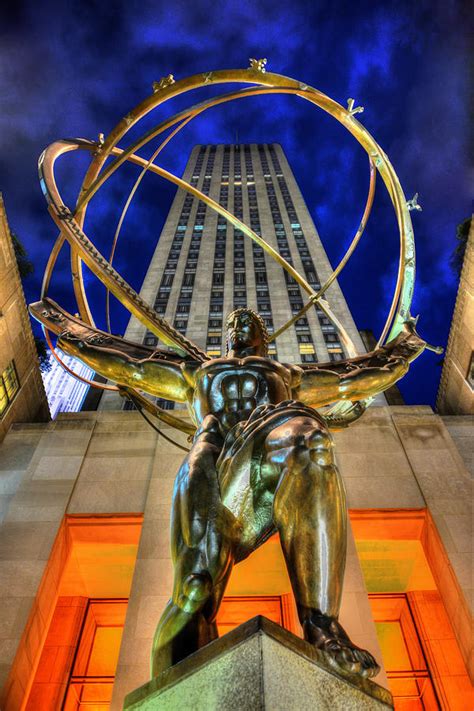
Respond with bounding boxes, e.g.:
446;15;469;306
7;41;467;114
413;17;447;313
0;360;19;417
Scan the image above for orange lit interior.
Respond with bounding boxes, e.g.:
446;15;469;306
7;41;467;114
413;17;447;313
22;510;471;711
369;594;439;709
219;532;300;635
351;510;472;710
25;515;142;711
63;600;128;711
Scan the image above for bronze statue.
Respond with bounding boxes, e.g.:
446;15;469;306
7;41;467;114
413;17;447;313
28;66;442;688
30;298;426;679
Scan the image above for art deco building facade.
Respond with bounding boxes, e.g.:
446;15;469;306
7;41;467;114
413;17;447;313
0;196;49;445
0;152;472;710
437;217;473;416
101;143;369;410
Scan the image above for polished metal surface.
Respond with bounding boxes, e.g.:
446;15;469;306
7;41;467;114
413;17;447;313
31;299;427;680
29;65;438;682
33;64;433;429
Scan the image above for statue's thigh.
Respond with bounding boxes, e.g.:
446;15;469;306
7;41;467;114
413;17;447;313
171;445;222;552
264;415;328;456
219;442;277;560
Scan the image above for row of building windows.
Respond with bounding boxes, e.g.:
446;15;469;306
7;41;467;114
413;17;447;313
258;146;316;363
233;149;245;312
174;148;215;330
145;145;344;374
245;147;277;358
145;145;209;349
143;146;212;410
268;145;344;363
206;172;229;355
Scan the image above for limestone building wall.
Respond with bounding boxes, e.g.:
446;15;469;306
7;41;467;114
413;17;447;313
0;197;49;446
437;217;473;415
0;406;471;709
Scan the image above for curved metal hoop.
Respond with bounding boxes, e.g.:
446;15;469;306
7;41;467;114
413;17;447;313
269;155;377;342
38;68;417;426
106;111;201;333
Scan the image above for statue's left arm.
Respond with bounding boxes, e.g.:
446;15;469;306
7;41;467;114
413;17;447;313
293;323;427;408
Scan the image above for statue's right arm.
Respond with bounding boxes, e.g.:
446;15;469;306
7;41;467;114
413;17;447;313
60;333;190;401
29;298;191;402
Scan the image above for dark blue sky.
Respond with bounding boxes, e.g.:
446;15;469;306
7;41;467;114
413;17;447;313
1;0;471;406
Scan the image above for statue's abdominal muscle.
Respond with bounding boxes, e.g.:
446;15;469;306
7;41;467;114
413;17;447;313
191;360;293;431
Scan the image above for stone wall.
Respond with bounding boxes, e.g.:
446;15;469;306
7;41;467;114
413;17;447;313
0;406;471;709
0;196;50;444
437;217;473;415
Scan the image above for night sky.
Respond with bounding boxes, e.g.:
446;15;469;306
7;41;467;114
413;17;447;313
1;0;471;406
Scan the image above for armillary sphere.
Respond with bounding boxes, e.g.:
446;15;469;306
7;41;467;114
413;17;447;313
34;60;424;438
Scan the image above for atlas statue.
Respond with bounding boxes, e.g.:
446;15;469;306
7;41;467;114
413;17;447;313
29;63;440;681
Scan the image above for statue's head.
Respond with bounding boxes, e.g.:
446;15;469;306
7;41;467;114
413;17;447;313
225;308;269;356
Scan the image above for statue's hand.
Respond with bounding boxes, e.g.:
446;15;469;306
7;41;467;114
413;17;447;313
384;321;427;364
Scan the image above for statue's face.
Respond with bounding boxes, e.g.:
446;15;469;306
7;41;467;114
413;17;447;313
226;311;263;352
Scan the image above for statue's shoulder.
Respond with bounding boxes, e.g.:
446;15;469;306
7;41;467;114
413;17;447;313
280;361;304;387
182;356;234;385
239;356;290;374
181;358;209;385
247;357;300;386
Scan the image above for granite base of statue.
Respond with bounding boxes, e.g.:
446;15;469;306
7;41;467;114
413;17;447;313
123;617;393;710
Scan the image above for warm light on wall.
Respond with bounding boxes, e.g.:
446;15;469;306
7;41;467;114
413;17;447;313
23;516;143;711
223;533;300;634
369;594;439;709
63;600;128;711
217;595;290;635
350;510;472;710
12;510;472;711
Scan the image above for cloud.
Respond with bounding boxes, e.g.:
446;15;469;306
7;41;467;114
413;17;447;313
1;0;470;405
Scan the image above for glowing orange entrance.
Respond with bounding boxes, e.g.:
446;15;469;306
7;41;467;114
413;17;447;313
63;599;127;711
352;510;472;709
369;594;439;709
24;516;142;710
18;510;471;711
217;594;296;635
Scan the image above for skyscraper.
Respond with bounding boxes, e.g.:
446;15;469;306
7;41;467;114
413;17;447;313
100;144;368;410
41;349;94;419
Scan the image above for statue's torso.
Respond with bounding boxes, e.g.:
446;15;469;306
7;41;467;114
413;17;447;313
187;356;299;432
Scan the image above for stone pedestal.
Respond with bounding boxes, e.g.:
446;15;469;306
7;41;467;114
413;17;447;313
123;616;393;710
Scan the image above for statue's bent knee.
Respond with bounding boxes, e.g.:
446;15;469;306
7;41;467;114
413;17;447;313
178;572;213;614
306;429;334;468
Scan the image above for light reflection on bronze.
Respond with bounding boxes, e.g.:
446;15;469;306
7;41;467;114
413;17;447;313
31;299;427;679
29;67;439;683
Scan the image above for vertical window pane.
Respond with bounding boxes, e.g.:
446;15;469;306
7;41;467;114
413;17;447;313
0;361;19;417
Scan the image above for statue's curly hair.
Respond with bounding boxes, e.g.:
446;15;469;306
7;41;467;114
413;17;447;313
225;308;269;355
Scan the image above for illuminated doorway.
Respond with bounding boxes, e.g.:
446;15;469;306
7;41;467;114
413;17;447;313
369;594;439;710
217;594;295;635
352;510;472;710
218;533;301;635
24;515;142;710
63;599;127;711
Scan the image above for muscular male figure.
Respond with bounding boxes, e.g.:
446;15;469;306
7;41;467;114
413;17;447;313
31;300;426;679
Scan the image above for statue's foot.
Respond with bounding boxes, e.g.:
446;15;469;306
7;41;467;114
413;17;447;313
302;612;380;678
